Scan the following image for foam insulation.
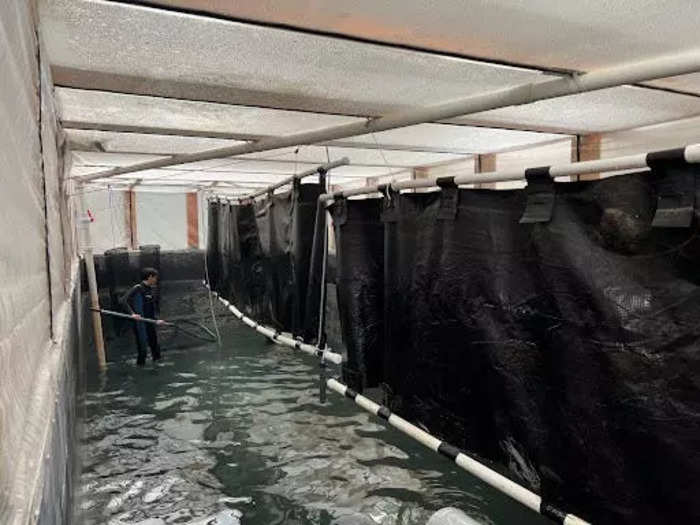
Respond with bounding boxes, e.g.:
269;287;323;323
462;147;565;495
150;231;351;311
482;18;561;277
57;88;566;156
149;0;700;95
40;0;548;117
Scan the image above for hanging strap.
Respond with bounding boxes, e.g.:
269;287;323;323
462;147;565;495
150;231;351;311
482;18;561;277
333;196;348;227
520;167;555;224
380;184;399;223
646;150;697;228
436;176;458;220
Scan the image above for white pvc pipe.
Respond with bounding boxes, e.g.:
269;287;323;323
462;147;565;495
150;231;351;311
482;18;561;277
206;285;343;365
326;378;591;525
224;157;350;202
79;50;700;182
321;143;700;200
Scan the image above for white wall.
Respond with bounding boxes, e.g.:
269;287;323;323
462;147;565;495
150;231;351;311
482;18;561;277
83;187;128;252
136;191;188;250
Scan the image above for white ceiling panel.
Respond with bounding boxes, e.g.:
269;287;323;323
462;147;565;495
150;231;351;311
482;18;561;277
145;0;700;79
41;0;549;116
58;89;564;156
465;86;700;133
348;124;564;154
57;88;360;137
65;132;469;167
66;129;240;154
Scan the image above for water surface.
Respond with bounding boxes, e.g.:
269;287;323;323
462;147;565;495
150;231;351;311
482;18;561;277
81;300;548;525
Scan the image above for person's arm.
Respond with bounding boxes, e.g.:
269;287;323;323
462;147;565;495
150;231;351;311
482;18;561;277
121;284;142;318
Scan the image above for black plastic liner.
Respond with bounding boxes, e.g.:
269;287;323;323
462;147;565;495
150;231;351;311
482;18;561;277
208;183;322;337
332;167;700;524
206;202;220;291
329;197;385;392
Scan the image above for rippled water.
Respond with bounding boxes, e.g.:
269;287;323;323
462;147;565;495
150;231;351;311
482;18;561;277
80;295;548;525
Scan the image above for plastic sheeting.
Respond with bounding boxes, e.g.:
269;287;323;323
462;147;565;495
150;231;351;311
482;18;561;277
1;1;78;522
331;198;385;391
207;183;322;337
329;163;700;524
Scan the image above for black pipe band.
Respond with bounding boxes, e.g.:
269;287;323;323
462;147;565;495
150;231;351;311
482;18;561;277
436;176;457;188
377;406;391;420
646;147;687;165
540;502;568;524
437;442;460;461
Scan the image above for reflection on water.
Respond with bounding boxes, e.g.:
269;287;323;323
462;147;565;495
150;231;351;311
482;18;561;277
81;309;547;525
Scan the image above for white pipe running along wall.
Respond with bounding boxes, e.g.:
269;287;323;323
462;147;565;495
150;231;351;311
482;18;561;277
326;378;590;525
321;143;700;200
204;283;343;365
79;50;700;182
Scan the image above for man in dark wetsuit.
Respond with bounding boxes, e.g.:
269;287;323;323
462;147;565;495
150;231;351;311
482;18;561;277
122;267;165;366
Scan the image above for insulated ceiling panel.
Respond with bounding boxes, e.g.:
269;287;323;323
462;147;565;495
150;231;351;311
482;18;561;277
40;0;549;117
65;129;240;155
64;131;469;167
464;86;700;133
56;88;360;137
58;89;565;156
348;124;565;154
147;0;700;84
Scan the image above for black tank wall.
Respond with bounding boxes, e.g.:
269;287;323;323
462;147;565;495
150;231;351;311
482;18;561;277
207;183;323;339
330;166;700;524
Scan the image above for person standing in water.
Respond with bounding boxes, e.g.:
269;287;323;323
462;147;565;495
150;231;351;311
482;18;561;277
122;267;165;366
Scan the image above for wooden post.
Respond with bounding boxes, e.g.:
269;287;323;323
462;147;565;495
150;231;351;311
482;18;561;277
124;189;138;249
79;190;107;369
186;192;199;248
476;153;497;189
85;245;107;370
578;134;602;180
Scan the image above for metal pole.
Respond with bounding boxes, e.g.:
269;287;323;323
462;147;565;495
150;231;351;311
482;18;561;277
321;143;700;201
316;169;330;404
78;50;700;183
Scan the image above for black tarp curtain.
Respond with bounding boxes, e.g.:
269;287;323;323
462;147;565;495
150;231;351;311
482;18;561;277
329;163;700;525
207;182;322;338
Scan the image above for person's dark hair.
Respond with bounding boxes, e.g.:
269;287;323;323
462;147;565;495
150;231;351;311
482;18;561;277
141;267;159;281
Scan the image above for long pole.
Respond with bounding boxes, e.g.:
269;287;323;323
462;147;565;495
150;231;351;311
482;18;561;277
321;143;700;201
78;50;700;183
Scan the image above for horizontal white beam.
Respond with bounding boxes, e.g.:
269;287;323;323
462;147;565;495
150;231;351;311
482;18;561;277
79;49;700;182
322;143;700;200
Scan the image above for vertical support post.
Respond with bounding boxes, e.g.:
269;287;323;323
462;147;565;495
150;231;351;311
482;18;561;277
578;133;602;181
79;190;107;369
85;246;107;370
317;169;329;404
475;153;497;189
186;191;199;248
124;188;138;249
